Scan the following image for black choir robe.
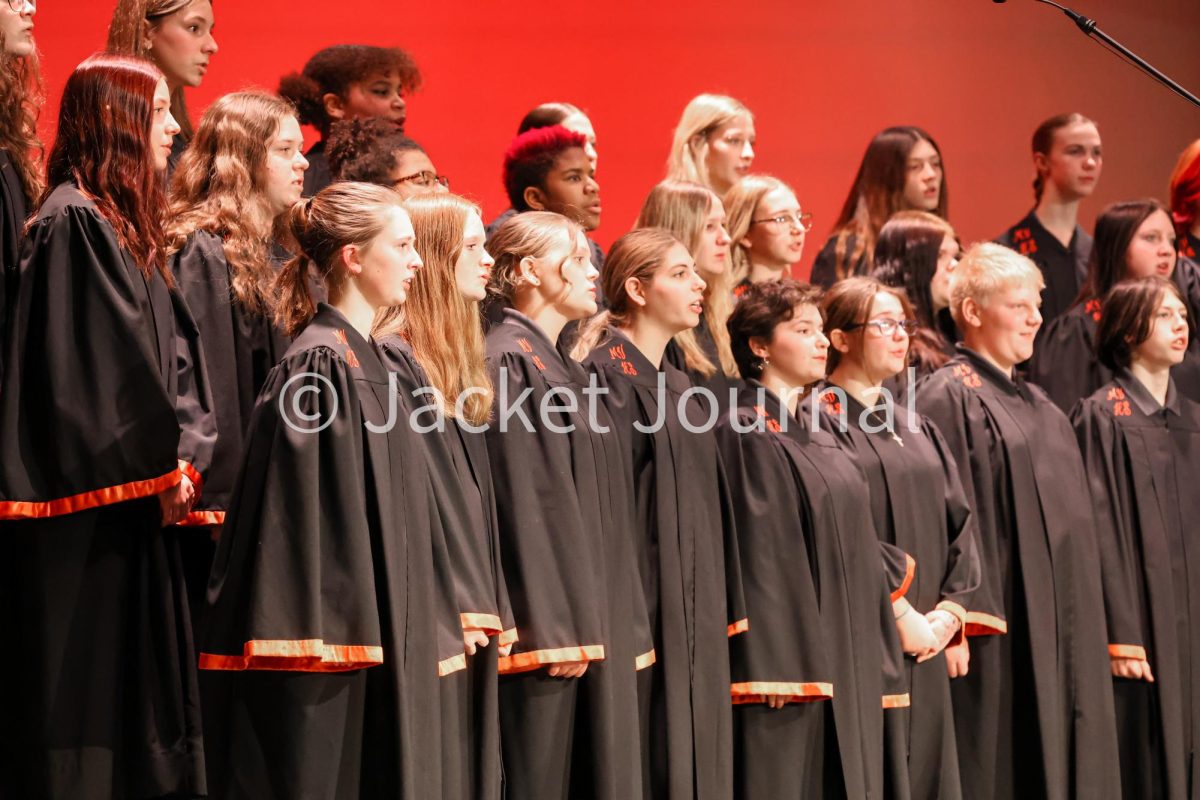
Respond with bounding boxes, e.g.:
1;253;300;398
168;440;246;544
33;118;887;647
378;334;512;800
996;210;1092;332
302;140;333;197
816;384;980;800
1073;373;1200;800
0;182;216;799
484;309;647;800
200;305;451;799
811;232;868;289
663;314;742;414
0;147;27;387
583;328;746;800
717;383;906;800
917;347;1121;800
1029;300;1200;412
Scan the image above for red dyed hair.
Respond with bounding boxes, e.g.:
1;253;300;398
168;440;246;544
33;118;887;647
45;53;170;282
502;124;587;211
1169;139;1200;235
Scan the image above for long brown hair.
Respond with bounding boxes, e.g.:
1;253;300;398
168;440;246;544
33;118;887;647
571;228;687;362
106;0;206;141
828;126;948;281
0;26;43;203
167;91;296;313
45;54;170;282
1096;276;1183;371
275;182;404;337
636;179;731;377
821;276;914;374
1079;199;1171;307
1031;112;1096;202
373;194;493;424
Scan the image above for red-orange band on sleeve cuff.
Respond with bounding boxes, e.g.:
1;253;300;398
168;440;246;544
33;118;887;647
731;681;833;705
498;628;518;647
460;613;503;635
178;460;203;493
1109;644;1147;661
175;510;225;527
635;649;656;671
198;639;383;672
890;555;916;602
882;693;911;709
497;644;605;675
936;600;968;646
964;611;1008;637
0;467;182;521
727;619;749;637
438;653;467;677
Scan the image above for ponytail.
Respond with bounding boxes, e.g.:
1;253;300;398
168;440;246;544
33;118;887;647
569;309;613;362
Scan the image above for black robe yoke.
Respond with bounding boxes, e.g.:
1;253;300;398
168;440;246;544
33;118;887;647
717;383;901;800
0;183;215;799
484;310;645;800
816;385;979;800
917;348;1121;800
0;147;28;387
1072;375;1200;800
378;334;511;800
200;305;445;799
995;210;1092;332
584;328;745;800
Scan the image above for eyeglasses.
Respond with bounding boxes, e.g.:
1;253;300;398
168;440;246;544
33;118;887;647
6;0;34;11
393;171;449;190
750;211;813;232
843;318;919;337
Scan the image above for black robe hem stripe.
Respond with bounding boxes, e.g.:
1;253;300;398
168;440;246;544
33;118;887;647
496;643;606;675
198;639;384;671
0;465;181;520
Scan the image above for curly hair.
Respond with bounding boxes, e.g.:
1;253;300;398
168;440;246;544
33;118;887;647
166;91;297;314
278;45;421;137
727;279;823;379
326;117;423;184
0;39;44;204
502;124;587;211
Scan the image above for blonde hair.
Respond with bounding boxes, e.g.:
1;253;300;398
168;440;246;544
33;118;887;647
106;0;204;141
485;211;583;306
374;194;493;424
635;180;733;377
167;91;295;314
666;94;752;190
275;182;405;337
950;242;1045;328
571;229;688;362
724;174;794;285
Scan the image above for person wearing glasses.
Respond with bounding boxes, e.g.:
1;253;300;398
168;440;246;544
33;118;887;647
724;175;811;298
819;276;979;800
279;44;421;197
811;127;949;289
666;93;756;197
326;116;449;199
106;0;219;171
872;211;962;384
0;0;40;388
916;243;1122;800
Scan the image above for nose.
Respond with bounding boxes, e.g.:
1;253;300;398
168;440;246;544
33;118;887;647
296;152;310;171
695;274;708;293
410;250;424;270
1031;307;1044;327
742;141;754;161
166;110;181;136
586;261;600;281
816;331;830;348
586;176;599;195
206;34;218;55
717;225;731;246
394;95;407;112
481;248;495;269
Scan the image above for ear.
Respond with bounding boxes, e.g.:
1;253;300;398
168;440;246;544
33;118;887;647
828;329;851;354
748;335;770;359
1032;151;1050;177
323;92;347;122
340;243;363;276
516;255;540;287
140;21;156;54
960;297;984;330
625;276;647;308
523;185;548;212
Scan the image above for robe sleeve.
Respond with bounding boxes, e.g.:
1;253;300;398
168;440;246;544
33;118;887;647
1069;398;1148;661
923;417;981;643
716;456;749;638
484;352;606;673
199;348;384;672
0;204;182;517
714;416;832;704
1028;311;1111;413
879;541;916;602
170;285;217;490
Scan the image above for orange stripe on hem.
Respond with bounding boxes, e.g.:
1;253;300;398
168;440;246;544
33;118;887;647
964;611;1008;636
635;649;656;671
176;510;225;527
0;467;182;521
198;639;383;672
890;555;916;602
460;612;503;635
439;653;468;677
731;681;833;705
497;644;605;675
498;628;518;647
178;460;203;493
1109;644;1147;661
882;693;911;709
727;618;749;637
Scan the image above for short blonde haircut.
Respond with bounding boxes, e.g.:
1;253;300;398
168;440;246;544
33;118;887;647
666;94;752;190
950;242;1045;328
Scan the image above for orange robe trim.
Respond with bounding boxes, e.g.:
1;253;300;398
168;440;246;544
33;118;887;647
727;618;750;637
730;681;834;705
497;644;606;675
964;610;1008;637
0;467;182;521
198;639;384;672
890;554;916;602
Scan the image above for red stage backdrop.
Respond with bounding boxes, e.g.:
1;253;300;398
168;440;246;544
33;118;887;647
32;0;1200;277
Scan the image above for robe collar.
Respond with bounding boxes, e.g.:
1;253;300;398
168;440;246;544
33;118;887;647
1116;368;1180;418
